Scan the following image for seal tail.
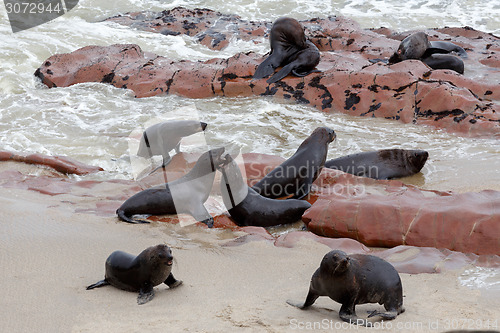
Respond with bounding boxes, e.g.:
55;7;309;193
116;209;150;224
86;280;110;290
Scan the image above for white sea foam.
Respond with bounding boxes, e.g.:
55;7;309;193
0;0;498;189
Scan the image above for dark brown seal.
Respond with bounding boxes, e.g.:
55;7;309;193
252;127;336;199
324;149;428;179
220;154;311;227
253;17;320;83
116;147;226;226
389;32;466;74
86;244;182;305
287;250;405;325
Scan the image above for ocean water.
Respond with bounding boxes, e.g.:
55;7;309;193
0;0;499;190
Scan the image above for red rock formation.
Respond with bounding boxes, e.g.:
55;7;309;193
2;151;500;257
0;151;103;175
302;168;500;256
35;8;500;138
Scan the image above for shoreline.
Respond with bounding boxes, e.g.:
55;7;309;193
1;165;499;332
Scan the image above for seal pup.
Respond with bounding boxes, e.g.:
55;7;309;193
137;120;208;168
388;32;466;74
220;154;311;227
86;244;182;305
324;149;428;179
116;147;226;226
252;127;336;199
254;17;320;83
287;250;405;325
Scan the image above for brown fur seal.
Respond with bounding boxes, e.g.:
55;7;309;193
220;154;311;227
116;147;226;226
137;120;207;167
252;127;336;199
86;244;182;305
253;17;320;83
324;149;428;179
287;250;405;325
389;32;466;74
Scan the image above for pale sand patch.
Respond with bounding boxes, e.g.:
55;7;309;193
0;185;499;333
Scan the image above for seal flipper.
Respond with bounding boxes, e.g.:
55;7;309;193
339;303;365;325
367;309;398;320
137;283;155;305
292;175;314;200
267;62;295;84
291;68;321;77
254;54;280;79
86;279;110;290
286;289;319;309
116;209;151;224
165;273;183;288
174;142;181;154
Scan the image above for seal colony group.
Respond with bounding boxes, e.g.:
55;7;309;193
82;14;473;323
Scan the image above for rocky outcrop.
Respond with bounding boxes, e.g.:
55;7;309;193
35;8;500;137
2;151;499;256
303;169;500;256
0;151;103;175
242;153;500;256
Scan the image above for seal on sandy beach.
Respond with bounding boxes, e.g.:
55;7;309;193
136;120;208;168
252;127;336;199
388;32;466;74
253;17;320;83
287;250;405;325
86;244;182;305
116;147;226;226
324;149;428;179
220;154;311;227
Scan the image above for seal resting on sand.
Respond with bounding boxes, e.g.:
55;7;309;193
252;127;336;199
253;17;320;83
287;250;405;325
324;149;428;179
86;244;182;305
220;154;311;227
116;147;226;226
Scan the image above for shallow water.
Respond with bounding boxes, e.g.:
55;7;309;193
0;0;499;289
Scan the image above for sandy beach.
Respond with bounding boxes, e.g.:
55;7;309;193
1;163;499;333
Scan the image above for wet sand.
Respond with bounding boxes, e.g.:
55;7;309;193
1;169;499;333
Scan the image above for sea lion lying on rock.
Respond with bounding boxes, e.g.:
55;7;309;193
220;154;311;227
324;149;429;179
252;127;336;199
253;17;320;83
388;31;466;74
116;147;226;226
